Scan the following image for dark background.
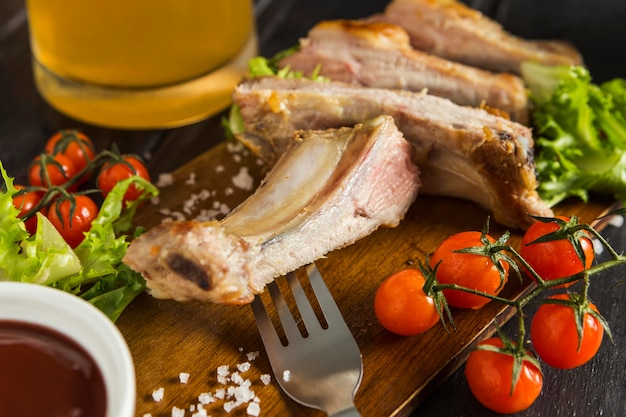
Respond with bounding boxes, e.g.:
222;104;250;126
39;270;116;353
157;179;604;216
1;1;625;416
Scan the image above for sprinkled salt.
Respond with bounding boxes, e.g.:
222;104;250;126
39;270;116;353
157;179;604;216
593;238;604;255
185;172;196;185
214;388;226;400
179;372;190;384
609;214;624;228
152;387;165;402
283;370;292;382
237;362;251;372
232;167;254;191
247;402;261;416
156;172;175;187
198;392;215;405
260;374;271;385
231;372;244;385
246;351;260;361
171;406;185;417
224;400;237;413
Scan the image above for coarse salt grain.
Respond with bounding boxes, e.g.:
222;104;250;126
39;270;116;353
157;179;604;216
156;172;175;187
247;402;261;416
152;387;165;402
246;351;260;361
260;374;271;385
172;406;185;417
283;370;292;382
179;372;190;383
231;372;244;385
214;388;226;399
224;400;237;413
198;392;215;405
237;362;251;372
232;167;254;191
185;172;196;185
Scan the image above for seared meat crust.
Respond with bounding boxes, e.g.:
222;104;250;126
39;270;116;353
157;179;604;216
233;76;553;229
280;19;529;123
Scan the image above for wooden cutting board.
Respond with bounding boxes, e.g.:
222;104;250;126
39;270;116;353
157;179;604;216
118;139;614;417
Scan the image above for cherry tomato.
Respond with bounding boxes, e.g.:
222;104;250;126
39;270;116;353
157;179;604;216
44;130;95;176
97;155;151;203
12;185;46;235
374;269;439;336
519;216;594;286
29;153;78;190
47;195;99;248
465;337;543;414
430;231;509;309
530;294;604;369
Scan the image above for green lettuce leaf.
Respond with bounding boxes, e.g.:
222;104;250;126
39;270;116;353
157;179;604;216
0;161;158;322
521;62;626;206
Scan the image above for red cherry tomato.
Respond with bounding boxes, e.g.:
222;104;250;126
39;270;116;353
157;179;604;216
44;130;95;176
519;216;594;286
12;185;46;235
97;155;151;203
530;294;604;369
374;268;440;336
465;337;543;414
430;231;509;309
47;195;99;248
29;153;78;190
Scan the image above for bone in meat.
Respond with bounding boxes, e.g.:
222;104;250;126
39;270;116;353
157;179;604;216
233;76;554;230
279;19;529;124
123;116;420;304
375;0;582;75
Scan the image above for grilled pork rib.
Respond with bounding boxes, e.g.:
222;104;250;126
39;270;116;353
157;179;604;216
279;19;529;123
376;0;582;75
123;116;419;304
233;76;553;230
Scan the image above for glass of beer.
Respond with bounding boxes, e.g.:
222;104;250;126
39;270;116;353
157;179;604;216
25;0;257;129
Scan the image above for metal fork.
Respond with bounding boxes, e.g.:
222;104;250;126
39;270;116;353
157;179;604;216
251;263;363;417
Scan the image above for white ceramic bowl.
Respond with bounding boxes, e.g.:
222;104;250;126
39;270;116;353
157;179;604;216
0;281;136;417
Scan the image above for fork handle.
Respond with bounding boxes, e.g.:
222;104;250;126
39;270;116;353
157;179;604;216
330;406;362;417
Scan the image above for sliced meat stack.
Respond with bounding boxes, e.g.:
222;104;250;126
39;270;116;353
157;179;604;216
279;19;529;123
233;76;554;230
376;0;583;75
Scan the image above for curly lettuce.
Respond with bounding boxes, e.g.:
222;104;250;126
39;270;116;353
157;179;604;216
0;161;158;321
521;62;626;206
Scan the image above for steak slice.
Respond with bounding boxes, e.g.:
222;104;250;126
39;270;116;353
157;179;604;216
233;76;554;230
123;116;419;304
279;19;529;123
375;0;582;75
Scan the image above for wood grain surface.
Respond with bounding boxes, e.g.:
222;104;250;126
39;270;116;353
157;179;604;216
119;139;615;417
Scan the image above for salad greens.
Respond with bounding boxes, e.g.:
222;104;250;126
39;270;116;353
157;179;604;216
521;61;626;206
0;161;158;322
225;49;328;138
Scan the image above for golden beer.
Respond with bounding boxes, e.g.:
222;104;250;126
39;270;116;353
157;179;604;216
26;0;257;128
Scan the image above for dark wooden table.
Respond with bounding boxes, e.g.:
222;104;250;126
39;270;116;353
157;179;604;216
1;1;625;416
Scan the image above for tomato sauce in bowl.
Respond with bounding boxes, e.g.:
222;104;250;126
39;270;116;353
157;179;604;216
0;320;107;417
0;282;135;417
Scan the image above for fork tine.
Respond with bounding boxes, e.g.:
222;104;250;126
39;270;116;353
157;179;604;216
286;270;324;334
250;294;283;348
267;279;303;343
305;263;346;327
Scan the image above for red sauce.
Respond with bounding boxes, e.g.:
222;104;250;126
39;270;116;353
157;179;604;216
0;320;107;417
